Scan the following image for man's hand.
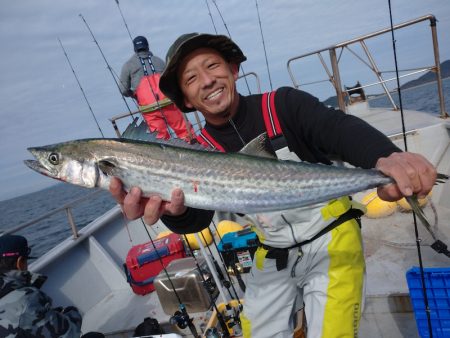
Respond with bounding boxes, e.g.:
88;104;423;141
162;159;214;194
109;177;187;225
375;152;437;201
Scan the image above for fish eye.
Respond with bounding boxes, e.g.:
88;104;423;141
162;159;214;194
48;153;59;165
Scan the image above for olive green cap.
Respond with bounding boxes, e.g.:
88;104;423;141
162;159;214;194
159;33;247;112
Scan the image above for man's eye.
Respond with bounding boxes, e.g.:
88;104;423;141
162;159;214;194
186;75;196;84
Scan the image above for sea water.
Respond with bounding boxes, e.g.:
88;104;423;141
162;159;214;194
0;184;116;258
0;78;449;258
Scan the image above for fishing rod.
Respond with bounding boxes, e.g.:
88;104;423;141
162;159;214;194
79;14;136;121
199;225;245;335
192;231;244;337
210;0;252;95
198;230;238;301
183;235;231;337
204;0;218;34
57;37;105;138
255;0;273;91
114;0;133;41
199;228;244;297
139;222;199;338
386;2;440;337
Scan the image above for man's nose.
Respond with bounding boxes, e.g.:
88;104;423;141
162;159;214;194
199;70;215;88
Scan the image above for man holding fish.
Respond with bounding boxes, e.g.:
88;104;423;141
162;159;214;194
110;33;437;338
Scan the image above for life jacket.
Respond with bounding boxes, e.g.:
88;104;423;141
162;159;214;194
134;56;169;107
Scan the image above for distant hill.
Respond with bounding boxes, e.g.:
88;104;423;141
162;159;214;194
400;59;450;89
322;59;450;106
323;95;339;107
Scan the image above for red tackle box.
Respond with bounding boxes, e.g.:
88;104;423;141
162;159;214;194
124;233;186;295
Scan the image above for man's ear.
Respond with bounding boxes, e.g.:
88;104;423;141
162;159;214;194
230;63;239;80
16;256;28;271
183;97;194;109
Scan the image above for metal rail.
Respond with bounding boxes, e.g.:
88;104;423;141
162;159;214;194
238;71;262;94
109;109;205;139
0;190;103;239
287;14;448;118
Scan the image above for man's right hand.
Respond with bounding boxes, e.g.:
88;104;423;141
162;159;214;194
109;177;187;225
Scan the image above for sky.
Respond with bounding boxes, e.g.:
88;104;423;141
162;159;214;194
1;0;449;201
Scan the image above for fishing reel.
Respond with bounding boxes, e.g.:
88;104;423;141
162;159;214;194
223;304;242;336
226;263;244;276
169;305;199;337
204;327;220;338
202;273;217;295
169;310;191;329
226;263;246;292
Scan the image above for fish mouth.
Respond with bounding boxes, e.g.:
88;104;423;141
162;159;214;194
24;147;58;178
24;159;53;177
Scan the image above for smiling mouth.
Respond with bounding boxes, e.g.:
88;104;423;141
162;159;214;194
205;88;224;101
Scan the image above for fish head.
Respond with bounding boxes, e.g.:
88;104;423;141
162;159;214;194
24;141;100;188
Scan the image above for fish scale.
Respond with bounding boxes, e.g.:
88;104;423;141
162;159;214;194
24;136;394;214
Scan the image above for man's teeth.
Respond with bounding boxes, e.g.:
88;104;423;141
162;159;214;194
207;88;223;100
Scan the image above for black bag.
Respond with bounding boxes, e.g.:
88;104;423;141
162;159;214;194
133;317;165;336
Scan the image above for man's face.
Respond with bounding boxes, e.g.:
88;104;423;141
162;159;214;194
178;48;239;125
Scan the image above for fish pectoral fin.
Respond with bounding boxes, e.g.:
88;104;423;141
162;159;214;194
436;173;449;185
98;159;121;176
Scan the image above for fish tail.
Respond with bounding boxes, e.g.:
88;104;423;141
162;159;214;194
405;195;437;240
436;173;449;185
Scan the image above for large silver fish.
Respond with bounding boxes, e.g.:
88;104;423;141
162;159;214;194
24;134;446;216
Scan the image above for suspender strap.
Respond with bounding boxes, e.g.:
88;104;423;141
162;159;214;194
261;91;282;138
260;208;364;271
261;91;288;151
138;55;157;76
197;129;226;152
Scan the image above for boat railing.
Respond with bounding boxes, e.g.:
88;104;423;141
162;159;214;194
287;14;448;118
109;71;262;137
0;189;103;239
237;71;262;94
109;108;205;139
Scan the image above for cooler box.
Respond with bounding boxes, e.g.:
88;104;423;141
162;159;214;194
217;228;259;273
406;267;450;338
125;233;186;295
154;256;218;315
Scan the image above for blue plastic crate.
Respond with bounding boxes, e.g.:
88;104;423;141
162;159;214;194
406;267;450;338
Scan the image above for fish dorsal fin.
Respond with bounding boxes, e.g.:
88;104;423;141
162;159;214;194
121;119;215;152
121;119;159;142
239;133;277;159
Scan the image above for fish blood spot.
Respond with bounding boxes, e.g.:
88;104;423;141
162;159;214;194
192;180;200;193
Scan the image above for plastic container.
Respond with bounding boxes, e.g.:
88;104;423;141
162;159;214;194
154;256;218;314
406;267;450;338
124;233;186;295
